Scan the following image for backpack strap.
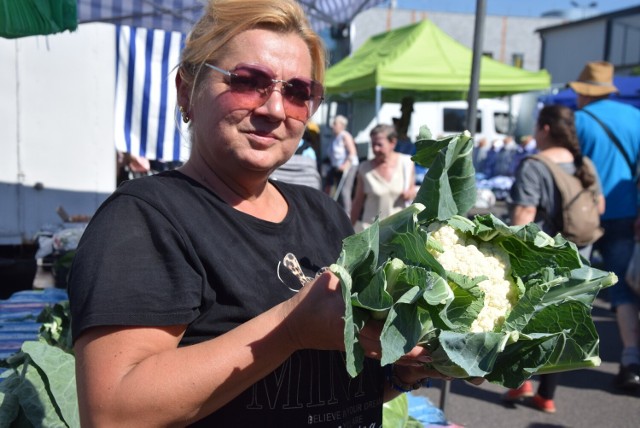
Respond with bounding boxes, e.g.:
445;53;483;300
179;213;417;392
529;153;588;189
581;108;636;176
529;153;602;245
528;154;572;231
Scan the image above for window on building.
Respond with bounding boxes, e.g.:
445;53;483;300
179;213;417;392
494;112;511;135
443;108;482;133
482;51;493;59
609;16;640;67
512;53;524;68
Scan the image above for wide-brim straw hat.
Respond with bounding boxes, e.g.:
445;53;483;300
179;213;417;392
306;121;320;134
568;61;618;96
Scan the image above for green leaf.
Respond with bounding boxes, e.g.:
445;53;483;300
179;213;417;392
414;131;476;221
439;272;485;331
0;371;21;426
382;394;409;428
37;302;73;355
335;129;617;388
22;342;79;427
332;263;362;378
428;330;509;378
380;287;424;365
12;355;69;427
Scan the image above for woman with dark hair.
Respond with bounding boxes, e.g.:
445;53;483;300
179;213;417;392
504;104;605;413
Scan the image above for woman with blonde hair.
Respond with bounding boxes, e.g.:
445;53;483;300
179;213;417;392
326;114;359;213
68;1;443;426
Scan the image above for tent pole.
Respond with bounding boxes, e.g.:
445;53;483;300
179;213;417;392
375;85;382;124
466;0;487;138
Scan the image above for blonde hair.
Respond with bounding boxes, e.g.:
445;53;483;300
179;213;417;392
178;0;326;92
333;115;348;127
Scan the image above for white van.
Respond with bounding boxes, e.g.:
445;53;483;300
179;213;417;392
353;98;515;150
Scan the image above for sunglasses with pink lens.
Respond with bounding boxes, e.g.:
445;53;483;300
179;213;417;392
204;63;324;122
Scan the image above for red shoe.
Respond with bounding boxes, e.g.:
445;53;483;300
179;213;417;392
531;394;556;413
502;380;534;401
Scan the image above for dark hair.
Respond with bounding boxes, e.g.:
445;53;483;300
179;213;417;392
536;105;595;188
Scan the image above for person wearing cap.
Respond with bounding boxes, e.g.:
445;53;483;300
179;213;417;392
569;60;640;391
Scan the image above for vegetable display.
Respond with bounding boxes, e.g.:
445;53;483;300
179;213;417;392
0;302;78;427
331;127;617;388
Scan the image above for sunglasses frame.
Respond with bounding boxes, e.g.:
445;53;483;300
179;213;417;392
203;63;324;122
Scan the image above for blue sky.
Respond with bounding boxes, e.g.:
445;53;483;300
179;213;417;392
387;0;640;17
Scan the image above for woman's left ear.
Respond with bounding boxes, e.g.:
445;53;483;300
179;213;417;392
175;72;191;117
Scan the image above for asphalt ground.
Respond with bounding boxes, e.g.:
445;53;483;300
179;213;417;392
414;296;640;428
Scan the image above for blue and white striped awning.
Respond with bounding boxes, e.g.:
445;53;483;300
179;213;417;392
114;25;188;161
78;0;203;34
78;0;388;34
83;1;388;161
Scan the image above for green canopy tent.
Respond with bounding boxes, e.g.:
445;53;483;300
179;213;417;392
0;0;77;39
325;19;551;118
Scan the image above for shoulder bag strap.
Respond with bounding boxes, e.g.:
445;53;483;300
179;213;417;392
581;108;636;175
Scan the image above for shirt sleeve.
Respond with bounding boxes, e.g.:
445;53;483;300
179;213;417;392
68;193;202;342
509;159;544;207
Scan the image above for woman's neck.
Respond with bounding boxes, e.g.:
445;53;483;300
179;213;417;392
180;158;287;222
540;146;574;163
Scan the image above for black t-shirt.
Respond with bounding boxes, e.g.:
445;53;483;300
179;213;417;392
68;171;384;426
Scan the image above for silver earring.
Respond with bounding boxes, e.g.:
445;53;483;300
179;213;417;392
179;106;190;123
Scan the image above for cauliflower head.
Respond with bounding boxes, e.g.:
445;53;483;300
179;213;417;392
427;223;518;333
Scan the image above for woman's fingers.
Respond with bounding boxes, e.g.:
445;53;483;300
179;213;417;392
282;272;345;351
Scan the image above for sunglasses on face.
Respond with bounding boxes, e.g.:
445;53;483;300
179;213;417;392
203;63;324;122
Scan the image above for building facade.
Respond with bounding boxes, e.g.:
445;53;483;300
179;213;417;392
537;6;640;85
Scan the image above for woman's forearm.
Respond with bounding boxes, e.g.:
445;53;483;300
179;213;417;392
75;273;347;427
75;303;297;427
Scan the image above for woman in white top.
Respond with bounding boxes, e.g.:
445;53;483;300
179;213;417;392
351;124;416;231
326;115;359;213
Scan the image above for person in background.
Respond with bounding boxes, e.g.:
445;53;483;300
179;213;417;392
67;1;444;426
508;134;537;176
493;135;517;177
116;151;151;185
325;114;359;213
271;122;322;189
393;117;416;155
480;138;503;178
472;137;490;176
569;60;640;391
505;104;605;413
351;124;416;232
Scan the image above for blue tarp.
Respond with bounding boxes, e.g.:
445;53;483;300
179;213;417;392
0;288;68;361
539;76;640;109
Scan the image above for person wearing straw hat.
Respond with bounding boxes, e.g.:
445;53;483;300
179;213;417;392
570;61;640;391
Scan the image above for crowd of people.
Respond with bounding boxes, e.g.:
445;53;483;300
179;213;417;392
65;0;639;424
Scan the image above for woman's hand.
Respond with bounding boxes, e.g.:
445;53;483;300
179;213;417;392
280;271;347;352
280;272;431;364
391;361;485;396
